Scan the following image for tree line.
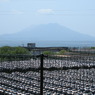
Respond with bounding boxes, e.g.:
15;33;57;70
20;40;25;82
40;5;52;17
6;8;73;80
0;46;30;55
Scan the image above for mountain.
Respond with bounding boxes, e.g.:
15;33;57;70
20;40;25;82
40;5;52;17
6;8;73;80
0;23;95;47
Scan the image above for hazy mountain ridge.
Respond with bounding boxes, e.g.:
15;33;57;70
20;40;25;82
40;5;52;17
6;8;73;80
0;23;95;46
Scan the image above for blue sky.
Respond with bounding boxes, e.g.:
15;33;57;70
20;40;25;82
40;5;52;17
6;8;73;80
0;0;95;37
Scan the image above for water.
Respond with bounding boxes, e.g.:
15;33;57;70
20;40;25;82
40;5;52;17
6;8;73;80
0;40;95;47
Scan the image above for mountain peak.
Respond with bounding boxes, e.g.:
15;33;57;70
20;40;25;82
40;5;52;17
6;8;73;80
0;23;95;46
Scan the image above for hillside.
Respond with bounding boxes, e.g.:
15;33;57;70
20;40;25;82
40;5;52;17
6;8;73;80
0;23;95;46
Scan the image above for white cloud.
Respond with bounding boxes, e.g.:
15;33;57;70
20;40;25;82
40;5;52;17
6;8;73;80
0;10;24;15
37;9;54;14
0;0;10;2
11;10;24;15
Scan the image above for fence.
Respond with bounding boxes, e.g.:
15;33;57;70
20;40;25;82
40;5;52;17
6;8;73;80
0;51;95;95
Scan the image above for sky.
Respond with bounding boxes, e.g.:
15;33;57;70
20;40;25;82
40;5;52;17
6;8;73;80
0;0;95;37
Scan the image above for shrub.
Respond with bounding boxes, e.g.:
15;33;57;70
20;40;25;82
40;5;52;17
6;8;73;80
43;51;54;55
0;46;30;61
57;50;66;55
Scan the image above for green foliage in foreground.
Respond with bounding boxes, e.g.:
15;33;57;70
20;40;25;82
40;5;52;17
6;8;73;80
43;49;67;55
56;50;67;55
0;46;30;55
43;51;55;55
0;46;30;61
91;47;95;49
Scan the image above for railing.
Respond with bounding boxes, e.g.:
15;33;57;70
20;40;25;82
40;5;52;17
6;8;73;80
0;53;95;95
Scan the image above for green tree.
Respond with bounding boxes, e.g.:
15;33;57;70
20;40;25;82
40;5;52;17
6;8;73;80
0;46;29;55
43;51;54;55
0;46;30;61
13;47;30;54
0;46;12;54
57;50;66;55
91;47;95;49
